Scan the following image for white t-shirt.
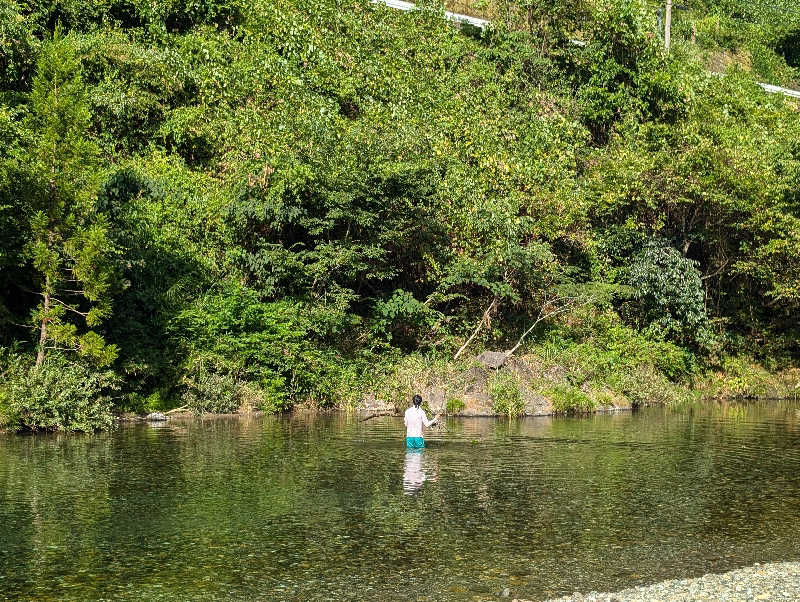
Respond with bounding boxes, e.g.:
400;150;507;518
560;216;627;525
404;406;437;438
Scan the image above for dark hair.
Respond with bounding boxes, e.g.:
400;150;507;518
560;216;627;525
412;394;422;406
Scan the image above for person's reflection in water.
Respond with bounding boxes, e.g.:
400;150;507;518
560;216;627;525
403;449;437;495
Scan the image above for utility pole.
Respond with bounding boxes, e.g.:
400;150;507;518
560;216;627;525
664;0;672;51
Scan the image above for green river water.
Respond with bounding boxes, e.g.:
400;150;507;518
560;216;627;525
1;402;800;600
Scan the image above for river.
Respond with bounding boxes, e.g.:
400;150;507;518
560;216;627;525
1;402;799;600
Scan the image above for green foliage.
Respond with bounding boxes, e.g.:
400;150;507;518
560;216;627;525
170;284;310;408
572;0;685;141
20;0;242;33
0;353;118;432
546;384;596;413
700;356;790;398
373;289;441;346
23;31;118;367
96;158;228;397
372;353;454;405
615;364;693;407
446;397;465;414
181;362;240;414
0;0;38;92
626;240;712;348
119;390;172;414
525;309;698;407
0;0;798;424
489;371;524;416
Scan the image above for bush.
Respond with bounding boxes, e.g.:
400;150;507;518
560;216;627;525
170;285;313;404
373;353;453;405
700;356;788;399
118;390;174;414
591;389;616;407
615;364;691;407
0;354;118;432
489;371;524;416
237;379;288;413
446;397;465;414
626;241;713;350
181;362;240;414
546;384;595;413
0;389;15;430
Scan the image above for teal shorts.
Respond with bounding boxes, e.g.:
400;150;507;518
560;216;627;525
406;437;425;449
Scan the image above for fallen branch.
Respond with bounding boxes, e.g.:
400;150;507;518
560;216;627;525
454;297;498;361
165;405;189;415
359;411;398;422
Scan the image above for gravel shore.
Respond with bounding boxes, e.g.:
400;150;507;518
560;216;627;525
536;562;800;601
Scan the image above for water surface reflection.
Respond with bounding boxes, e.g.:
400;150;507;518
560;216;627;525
403;449;439;495
1;402;799;600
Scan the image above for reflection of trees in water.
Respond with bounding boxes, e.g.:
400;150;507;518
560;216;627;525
2;407;800;598
0;433;116;595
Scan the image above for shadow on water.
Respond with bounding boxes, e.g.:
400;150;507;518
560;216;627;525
1;402;800;600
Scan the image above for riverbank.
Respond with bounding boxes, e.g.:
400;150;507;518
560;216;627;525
117;352;799;423
2;345;798;432
537;562;800;602
352;351;800;418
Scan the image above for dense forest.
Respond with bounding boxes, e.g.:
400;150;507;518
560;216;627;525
1;0;799;431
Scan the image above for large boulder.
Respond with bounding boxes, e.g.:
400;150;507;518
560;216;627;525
461;392;494;416
476;350;509;370
419;387;447;413
462;366;489;394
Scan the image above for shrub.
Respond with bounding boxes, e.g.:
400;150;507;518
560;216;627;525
181;362;240;414
372;289;442;348
117;389;175;414
626;240;713;350
236;379;288;413
546;384;595;413
616;364;691;407
0;389;15;430
302;352;366;410
489;371;524;417
373;353;452;405
591;389;616;407
170;285;314;404
700;356;788;399
446;397;465;414
1;353;118;432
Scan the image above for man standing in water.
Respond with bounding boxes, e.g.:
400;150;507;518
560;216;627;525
404;394;439;448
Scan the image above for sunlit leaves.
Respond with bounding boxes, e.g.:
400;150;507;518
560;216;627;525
24;32;118;367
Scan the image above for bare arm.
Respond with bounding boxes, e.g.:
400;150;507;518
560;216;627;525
423;412;440;427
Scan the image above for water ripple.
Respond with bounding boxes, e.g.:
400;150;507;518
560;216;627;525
1;402;799;600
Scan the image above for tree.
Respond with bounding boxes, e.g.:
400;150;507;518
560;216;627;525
626;240;713;349
24;31;117;367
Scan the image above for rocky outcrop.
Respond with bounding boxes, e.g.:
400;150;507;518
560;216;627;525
476;350;509;370
363;353;633;417
358;394;399;420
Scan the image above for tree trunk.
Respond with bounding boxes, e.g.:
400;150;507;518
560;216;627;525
35;277;50;368
454;297;498;361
